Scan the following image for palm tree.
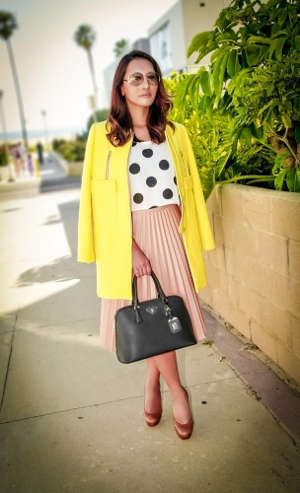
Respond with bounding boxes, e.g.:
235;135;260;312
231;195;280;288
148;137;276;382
73;24;99;124
113;39;129;58
0;10;28;149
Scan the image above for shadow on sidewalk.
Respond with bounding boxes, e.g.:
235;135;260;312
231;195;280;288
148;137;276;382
1;192;300;492
39;153;81;193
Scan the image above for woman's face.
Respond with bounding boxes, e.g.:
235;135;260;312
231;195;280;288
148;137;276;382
120;58;159;109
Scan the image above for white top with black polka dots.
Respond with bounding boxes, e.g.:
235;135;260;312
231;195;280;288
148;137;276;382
128;136;181;211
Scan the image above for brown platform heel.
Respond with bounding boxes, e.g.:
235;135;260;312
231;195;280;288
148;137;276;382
144;383;162;427
173;387;194;439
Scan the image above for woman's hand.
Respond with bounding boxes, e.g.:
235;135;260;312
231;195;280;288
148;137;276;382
132;238;152;277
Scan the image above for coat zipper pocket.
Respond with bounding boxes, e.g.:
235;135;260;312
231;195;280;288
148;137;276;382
176;170;185;233
105;150;112;179
179;149;191;176
178;192;185;233
166;134;186;233
176;150;186;233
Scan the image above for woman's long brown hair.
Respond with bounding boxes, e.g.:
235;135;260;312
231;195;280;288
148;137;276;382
105;50;175;147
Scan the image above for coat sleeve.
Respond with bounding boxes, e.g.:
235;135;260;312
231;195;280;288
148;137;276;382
77;123;96;263
181;125;216;251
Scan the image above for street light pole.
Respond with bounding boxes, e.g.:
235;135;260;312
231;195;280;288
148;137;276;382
41;109;49;148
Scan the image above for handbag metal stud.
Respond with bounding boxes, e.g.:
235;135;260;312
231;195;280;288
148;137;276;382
163;301;183;334
145;304;159;315
168;315;183;334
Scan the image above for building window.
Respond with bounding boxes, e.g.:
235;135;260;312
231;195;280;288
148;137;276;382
150;23;172;73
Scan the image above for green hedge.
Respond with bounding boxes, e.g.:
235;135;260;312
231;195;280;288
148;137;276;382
0;145;9;167
52;139;86;162
165;0;300;197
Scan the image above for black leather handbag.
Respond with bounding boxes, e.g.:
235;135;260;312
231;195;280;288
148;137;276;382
115;270;197;363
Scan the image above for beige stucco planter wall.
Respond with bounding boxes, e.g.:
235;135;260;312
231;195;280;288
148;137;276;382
50;150;83;176
201;183;300;386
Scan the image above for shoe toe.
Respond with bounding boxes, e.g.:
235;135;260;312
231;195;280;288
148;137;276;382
173;418;193;439
144;409;162;426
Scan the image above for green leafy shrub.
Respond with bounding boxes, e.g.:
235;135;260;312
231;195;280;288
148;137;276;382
52;139;67;152
166;0;300;197
0;145;9;167
52;139;86;162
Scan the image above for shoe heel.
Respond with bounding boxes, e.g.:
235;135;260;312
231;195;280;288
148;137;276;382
173;386;194;439
144;384;162;427
144;409;162;427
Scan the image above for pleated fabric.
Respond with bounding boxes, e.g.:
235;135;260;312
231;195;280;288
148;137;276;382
99;203;207;352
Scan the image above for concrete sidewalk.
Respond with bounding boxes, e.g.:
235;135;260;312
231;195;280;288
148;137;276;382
0;158;300;492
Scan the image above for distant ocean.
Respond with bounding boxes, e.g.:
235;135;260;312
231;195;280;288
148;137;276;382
0;126;85;144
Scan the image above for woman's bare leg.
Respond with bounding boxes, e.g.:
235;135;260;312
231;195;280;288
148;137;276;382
144;357;161;414
150;351;192;424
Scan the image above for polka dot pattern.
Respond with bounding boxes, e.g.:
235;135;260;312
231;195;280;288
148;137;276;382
128;134;181;211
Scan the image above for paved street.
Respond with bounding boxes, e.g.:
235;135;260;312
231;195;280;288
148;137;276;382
0;155;300;493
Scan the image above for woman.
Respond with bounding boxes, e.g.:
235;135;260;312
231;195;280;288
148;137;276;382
77;50;215;440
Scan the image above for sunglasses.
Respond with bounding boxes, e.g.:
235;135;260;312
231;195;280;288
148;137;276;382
123;72;160;86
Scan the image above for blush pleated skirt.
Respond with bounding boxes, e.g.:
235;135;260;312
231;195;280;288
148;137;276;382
99;203;207;352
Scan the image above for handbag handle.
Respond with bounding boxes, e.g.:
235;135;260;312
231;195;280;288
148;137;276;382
132;270;172;323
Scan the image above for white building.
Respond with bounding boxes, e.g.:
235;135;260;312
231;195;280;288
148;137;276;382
102;0;231;107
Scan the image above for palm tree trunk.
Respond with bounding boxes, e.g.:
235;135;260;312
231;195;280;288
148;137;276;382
87;48;98;123
0;94;15;181
6;37;28;149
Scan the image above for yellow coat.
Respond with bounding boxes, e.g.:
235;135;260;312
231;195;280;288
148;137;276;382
77;120;215;300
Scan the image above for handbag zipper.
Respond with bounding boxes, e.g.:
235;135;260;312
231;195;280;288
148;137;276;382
105;150;112;179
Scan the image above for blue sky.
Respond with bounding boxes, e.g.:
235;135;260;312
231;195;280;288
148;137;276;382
0;0;176;138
